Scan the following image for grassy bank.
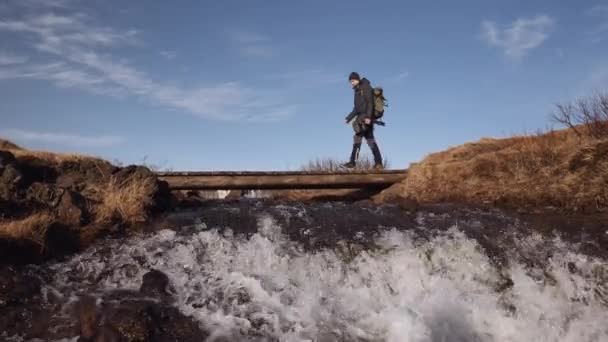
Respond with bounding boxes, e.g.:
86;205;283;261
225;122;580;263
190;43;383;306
0;139;170;260
375;128;608;212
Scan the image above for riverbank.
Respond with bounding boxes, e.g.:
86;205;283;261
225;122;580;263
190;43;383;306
0;139;172;264
374;128;608;213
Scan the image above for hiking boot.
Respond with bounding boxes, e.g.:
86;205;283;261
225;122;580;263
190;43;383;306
343;143;361;169
370;142;383;167
373;163;384;170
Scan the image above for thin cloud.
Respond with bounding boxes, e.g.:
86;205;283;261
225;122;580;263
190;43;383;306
160;50;177;60
1;129;125;147
0;12;293;121
18;0;73;9
586;65;608;90
0;52;28;65
481;15;555;59
585;5;608;43
585;5;608;16
241;45;273;57
231;30;270;44
266;69;343;85
396;71;409;80
229;30;274;57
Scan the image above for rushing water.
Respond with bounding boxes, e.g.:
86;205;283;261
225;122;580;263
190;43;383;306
4;202;608;341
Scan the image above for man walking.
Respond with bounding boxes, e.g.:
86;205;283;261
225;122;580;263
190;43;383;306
343;72;383;169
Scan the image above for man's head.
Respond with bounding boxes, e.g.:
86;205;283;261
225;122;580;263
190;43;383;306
349;72;360;87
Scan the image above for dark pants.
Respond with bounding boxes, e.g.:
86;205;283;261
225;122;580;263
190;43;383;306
354;124;376;145
349;124;382;165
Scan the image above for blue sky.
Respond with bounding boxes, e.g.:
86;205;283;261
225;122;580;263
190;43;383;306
1;0;607;170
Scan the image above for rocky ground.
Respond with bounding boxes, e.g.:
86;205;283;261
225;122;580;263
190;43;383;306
0;266;208;341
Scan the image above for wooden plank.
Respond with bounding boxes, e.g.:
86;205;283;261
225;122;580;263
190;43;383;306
157;170;407;190
157;169;408;177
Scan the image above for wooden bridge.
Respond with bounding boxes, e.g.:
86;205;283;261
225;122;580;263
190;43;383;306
157;170;408;191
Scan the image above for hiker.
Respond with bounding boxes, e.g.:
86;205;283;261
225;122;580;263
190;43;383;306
343;72;383;169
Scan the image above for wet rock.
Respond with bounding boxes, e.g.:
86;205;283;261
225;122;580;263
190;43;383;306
355;199;374;207
0;239;45;265
75;296;99;340
396;196;419;213
45;223;81;257
140;269;171;299
0;267;41;307
185;190;200;198
75;296;208;342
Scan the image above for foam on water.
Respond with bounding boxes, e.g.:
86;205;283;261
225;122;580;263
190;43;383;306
48;212;608;341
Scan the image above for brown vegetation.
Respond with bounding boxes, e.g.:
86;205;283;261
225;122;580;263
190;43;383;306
302;156;390;172
0;212;53;246
0;139;104;166
92;175;158;224
0;139;171;262
375;128;608;212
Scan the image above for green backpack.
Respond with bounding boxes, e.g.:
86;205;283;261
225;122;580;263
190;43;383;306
373;87;387;119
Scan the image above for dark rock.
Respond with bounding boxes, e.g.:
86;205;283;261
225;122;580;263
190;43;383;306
55;190;87;226
17;158;59;185
355;199;374;207
0;150;16;169
0;267;41;307
0;239;45;265
26;182;63;207
140;270;171;299
185;190;200;198
45;223;81;257
104;304;151;341
144;303;206;342
56;159;116;192
0;163;23;199
75;295;209;342
75;296;99;340
395;196;420;213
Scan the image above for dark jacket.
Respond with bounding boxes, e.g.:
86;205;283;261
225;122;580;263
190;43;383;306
345;78;374;123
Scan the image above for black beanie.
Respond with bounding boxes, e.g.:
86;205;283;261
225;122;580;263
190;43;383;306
348;72;360;81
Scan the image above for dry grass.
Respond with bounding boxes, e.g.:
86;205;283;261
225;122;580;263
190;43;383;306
93;176;156;224
9;149;104;166
383;129;608;211
302;157;390;172
0;139;22;150
0;212;54;246
0;138;106;166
